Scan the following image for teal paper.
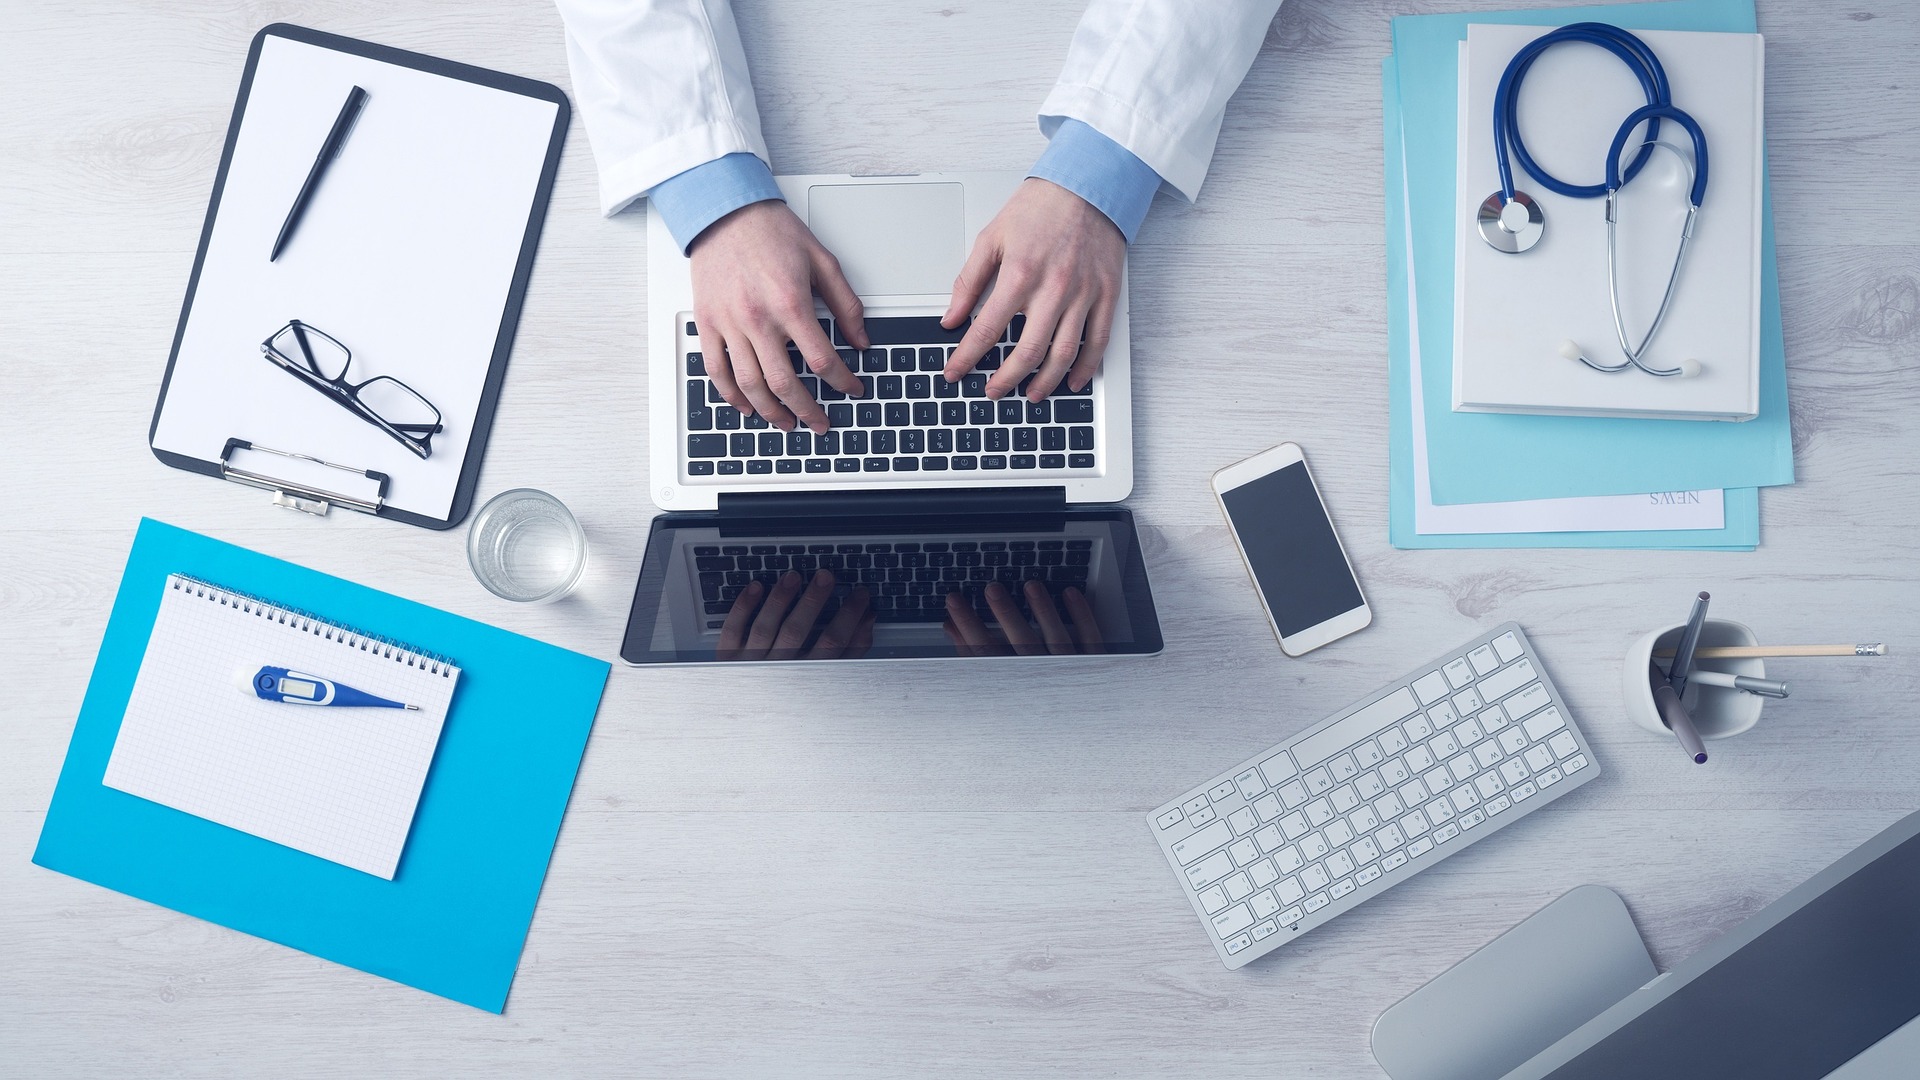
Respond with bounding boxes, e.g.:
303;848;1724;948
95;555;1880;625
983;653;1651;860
1387;58;1757;549
1391;0;1794;505
33;519;610;1012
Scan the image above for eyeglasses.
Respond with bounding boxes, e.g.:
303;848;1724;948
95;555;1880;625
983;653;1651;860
260;320;443;460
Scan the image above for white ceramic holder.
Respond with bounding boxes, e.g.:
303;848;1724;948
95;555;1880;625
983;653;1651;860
1623;619;1768;740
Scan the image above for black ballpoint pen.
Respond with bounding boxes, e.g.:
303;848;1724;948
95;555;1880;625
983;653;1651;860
269;85;368;262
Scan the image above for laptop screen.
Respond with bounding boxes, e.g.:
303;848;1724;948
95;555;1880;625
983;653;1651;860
620;508;1162;664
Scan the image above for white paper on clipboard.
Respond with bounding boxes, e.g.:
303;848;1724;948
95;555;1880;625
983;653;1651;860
151;32;559;522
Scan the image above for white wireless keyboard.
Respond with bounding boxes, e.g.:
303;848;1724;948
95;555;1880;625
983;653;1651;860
1149;623;1599;969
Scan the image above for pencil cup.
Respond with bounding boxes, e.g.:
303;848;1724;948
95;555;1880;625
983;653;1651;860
467;488;588;603
1623;619;1767;739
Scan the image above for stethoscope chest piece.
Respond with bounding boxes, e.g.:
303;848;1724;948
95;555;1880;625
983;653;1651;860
1477;190;1544;253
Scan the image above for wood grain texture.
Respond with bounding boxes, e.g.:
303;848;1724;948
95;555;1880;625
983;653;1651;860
3;0;1918;1076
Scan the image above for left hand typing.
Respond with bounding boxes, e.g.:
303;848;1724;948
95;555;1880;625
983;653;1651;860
940;178;1125;403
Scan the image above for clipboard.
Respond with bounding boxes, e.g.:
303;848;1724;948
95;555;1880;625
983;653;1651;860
149;24;569;530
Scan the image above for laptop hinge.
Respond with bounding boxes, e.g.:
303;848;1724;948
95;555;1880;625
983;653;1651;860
716;486;1066;521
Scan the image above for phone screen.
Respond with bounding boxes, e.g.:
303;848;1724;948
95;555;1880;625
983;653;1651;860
1220;461;1363;637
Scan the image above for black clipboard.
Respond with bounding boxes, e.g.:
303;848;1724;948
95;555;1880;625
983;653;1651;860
149;24;569;530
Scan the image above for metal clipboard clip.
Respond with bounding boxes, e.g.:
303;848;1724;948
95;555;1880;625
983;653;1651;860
219;438;391;517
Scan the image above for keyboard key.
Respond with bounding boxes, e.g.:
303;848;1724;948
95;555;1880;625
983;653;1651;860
717;461;743;474
1476;658;1537;704
1156;808;1185;830
1523;705;1567;742
1172;821;1232;864
1228;807;1260;836
1451;687;1484;715
1329;878;1355;900
1565;753;1590;774
1523;745;1554;773
1507;683;1554;722
687;461;714;475
1499;758;1530;785
1277;811;1308;841
1413;671;1450;704
1233;768;1266;800
1304;768;1334;796
1300;864;1330;891
1197;885;1229;915
1443;657;1475;688
1381;851;1407;872
1222;871;1255;900
1539;766;1564;788
1498;727;1529;755
1492;631;1524;663
1069;426;1095;450
1305;799;1334;827
862;315;969;345
1548;730;1580;759
1474;772;1504;799
1407;837;1434;858
1260;752;1297;786
747;460;772;474
1433;823;1460;844
1054;399;1093;423
1211;904;1255;939
1459;809;1486;831
1252;919;1278;941
1329;754;1359;782
1208;780;1238;803
687;434;727;457
1468;645;1500;675
1303;893;1330;914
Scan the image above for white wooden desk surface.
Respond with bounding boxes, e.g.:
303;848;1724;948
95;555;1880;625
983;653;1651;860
4;1;1917;1075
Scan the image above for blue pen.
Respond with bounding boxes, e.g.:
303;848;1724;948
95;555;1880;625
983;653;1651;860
238;665;418;710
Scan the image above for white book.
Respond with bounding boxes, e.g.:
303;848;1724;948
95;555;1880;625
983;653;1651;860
1452;25;1764;421
102;575;459;879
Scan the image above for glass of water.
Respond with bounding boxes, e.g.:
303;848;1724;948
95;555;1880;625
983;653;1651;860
466;488;588;603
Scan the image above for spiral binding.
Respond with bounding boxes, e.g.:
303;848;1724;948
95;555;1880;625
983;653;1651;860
169;574;457;676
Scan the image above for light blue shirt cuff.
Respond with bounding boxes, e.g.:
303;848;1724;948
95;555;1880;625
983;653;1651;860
1027;119;1163;244
649;152;786;254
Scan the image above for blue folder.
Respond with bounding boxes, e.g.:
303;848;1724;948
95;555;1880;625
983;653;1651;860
1390;0;1794;506
33;519;610;1012
1387;58;1758;549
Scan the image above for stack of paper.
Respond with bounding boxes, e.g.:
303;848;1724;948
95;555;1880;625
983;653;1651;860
1384;0;1794;550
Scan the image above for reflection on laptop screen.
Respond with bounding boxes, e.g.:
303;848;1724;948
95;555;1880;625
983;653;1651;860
621;510;1161;664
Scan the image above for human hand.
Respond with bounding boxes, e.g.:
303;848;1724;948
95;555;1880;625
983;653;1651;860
942;580;1105;656
716;569;875;661
690;201;868;434
940;178;1125;403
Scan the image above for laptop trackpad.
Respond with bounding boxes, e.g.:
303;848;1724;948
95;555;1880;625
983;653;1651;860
806;183;965;297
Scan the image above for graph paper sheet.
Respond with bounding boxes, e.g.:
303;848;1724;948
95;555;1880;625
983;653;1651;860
103;575;459;879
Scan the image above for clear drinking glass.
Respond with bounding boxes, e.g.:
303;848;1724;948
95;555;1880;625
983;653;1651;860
466;488;588;603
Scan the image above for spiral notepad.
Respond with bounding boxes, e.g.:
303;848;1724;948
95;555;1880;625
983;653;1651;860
102;574;460;879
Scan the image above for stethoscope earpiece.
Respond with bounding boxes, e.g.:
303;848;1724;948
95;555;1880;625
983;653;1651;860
1559;339;1701;378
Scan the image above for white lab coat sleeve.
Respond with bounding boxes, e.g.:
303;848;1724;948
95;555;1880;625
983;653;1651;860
553;0;771;216
1039;0;1285;201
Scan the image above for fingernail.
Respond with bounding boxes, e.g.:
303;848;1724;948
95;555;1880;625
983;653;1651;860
784;571;801;584
813;569;831;586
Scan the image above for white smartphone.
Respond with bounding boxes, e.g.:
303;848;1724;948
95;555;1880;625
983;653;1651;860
1211;442;1371;657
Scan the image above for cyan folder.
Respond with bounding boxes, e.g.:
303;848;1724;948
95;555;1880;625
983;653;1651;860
1387;57;1758;549
1390;0;1794;506
33;518;610;1012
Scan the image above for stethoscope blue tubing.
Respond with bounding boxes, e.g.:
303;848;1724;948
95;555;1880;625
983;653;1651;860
1494;22;1677;202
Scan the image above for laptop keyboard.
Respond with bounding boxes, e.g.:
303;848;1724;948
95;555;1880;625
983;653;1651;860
682;315;1099;478
692;538;1095;625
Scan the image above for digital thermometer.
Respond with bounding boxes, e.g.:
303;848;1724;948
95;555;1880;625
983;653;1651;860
239;665;417;710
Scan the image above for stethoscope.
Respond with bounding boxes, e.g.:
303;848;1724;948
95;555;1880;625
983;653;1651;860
1477;22;1709;378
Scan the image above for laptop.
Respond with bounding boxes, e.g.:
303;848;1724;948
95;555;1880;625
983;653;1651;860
626;172;1159;664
